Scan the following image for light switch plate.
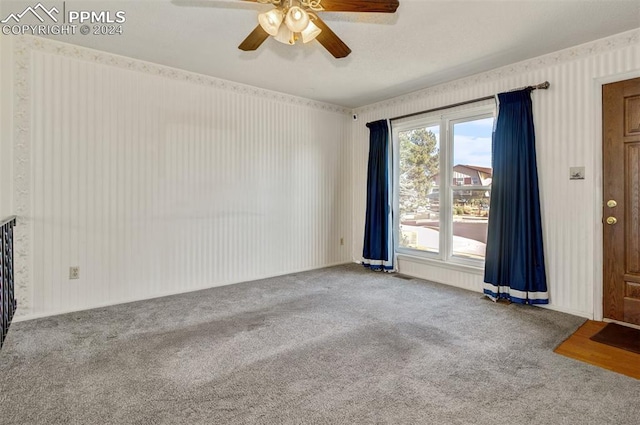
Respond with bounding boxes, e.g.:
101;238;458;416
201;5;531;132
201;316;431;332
69;266;79;279
570;166;585;180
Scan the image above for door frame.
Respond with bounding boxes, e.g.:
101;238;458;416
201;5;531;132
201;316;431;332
593;70;640;322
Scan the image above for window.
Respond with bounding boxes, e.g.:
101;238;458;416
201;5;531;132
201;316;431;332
394;105;495;266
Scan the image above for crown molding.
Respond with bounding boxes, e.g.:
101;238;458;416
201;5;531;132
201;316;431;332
15;35;351;115
356;28;640;114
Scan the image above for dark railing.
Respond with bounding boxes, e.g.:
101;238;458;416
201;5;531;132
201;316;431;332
1;216;17;350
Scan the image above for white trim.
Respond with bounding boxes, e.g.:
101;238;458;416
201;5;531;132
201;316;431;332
603;318;640;331
13;261;353;322
396;253;484;276
13;36;31;314
537;303;593;320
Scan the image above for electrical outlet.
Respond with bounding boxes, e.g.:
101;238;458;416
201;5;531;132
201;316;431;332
69;266;79;280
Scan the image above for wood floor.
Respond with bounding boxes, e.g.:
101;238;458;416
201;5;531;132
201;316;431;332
555;320;640;379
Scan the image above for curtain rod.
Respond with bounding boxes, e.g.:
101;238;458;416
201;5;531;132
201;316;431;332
388;81;550;122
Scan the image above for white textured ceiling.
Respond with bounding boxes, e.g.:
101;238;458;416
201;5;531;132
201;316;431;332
3;0;640;108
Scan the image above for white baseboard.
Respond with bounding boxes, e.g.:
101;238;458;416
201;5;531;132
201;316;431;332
12;261;353;322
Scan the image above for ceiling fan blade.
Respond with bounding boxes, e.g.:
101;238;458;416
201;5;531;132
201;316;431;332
313;16;351;59
240;0;399;13
318;0;399;13
238;25;270;51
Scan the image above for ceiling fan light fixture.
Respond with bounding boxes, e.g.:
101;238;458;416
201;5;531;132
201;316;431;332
258;8;284;36
301;20;321;43
284;6;310;33
274;24;296;45
240;0;400;58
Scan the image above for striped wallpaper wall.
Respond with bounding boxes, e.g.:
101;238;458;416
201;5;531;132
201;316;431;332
6;29;640;321
11;36;352;319
351;29;640;319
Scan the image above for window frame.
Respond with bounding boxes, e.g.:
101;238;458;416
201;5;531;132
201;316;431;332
392;104;496;269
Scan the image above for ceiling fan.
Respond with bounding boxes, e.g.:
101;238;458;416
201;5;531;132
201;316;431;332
238;0;400;58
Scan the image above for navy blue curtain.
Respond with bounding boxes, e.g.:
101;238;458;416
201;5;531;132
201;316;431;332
363;120;393;271
483;89;548;304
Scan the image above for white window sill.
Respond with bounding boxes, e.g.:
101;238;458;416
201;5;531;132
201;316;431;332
396;252;485;276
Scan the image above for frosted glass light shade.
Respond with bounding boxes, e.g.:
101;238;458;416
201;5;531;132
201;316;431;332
284;6;310;33
274;24;295;45
258;9;284;36
301;20;321;43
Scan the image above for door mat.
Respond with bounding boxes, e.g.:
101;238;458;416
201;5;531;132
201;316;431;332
589;323;640;355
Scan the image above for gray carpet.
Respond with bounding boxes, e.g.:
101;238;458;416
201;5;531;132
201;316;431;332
1;264;638;424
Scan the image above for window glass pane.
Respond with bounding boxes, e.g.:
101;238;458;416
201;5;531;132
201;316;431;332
452;117;493;260
398;125;440;253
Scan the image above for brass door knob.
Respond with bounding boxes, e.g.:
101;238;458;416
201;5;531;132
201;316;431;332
606;216;617;225
607;200;617;208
